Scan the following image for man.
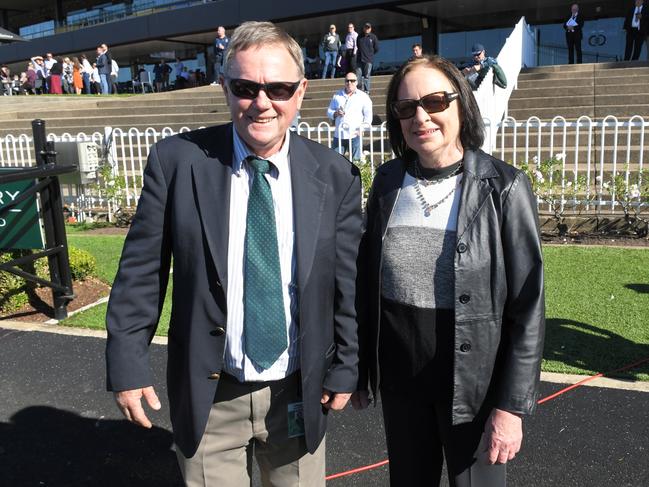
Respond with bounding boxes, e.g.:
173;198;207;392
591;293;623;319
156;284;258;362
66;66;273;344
110;57;119;94
321;24;341;79
409;43;423;61
327;72;373;161
344;23;358;74
462;43;507;91
624;0;647;61
212;26;230;84
356;22;379;94
564;4;585;64
43;52;56;93
96;44;113;95
106;20;362;487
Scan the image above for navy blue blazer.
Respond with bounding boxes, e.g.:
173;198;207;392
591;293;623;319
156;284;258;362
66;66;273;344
106;123;362;457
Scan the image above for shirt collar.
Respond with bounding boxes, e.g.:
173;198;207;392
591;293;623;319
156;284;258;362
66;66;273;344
232;125;291;176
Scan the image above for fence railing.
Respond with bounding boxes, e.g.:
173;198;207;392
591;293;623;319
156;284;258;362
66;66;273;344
1;116;647;218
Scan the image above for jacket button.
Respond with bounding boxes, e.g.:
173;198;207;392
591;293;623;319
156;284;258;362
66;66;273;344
459;294;471;304
208;372;221;380
457;243;468;253
460;342;472;353
210;326;226;336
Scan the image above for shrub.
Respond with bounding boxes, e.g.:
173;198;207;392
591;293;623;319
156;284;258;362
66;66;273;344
0;246;97;314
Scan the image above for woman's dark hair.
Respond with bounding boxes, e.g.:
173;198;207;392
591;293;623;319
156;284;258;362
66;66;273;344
385;55;484;162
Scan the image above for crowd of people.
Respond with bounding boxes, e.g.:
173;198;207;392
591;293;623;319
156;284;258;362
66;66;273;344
1;44;118;96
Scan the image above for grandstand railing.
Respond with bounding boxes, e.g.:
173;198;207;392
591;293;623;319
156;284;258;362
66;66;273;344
0;117;647;219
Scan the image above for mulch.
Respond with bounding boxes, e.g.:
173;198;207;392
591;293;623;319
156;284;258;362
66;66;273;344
0;277;111;323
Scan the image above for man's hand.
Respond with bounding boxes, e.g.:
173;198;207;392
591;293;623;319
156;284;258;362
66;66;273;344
321;389;352;410
483;408;523;465
351;390;371;410
114;386;162;429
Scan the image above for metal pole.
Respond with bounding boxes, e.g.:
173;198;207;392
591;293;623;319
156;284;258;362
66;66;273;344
32;119;74;320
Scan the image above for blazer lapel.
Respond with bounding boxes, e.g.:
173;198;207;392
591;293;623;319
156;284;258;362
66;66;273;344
289;134;327;291
456;150;496;241
190;124;233;293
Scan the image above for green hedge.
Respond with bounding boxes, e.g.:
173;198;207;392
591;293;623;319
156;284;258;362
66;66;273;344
0;246;97;314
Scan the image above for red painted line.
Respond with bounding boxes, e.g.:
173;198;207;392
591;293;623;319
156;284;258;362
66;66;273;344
324;355;649;481
325;460;389;481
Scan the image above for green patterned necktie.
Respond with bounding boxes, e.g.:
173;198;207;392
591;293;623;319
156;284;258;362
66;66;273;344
244;156;288;369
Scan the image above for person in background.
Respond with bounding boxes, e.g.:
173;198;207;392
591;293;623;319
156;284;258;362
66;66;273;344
44;52;56;92
321;24;341;79
327;71;373;161
62;57;74;94
91;62;101;94
81;54;93;94
344;23;358;74
409;43;424;61
153;61;163;92
462;43;507;91
356;22;379;94
48;57;63;94
30;56;46;94
174;57;185;89
0;65;11;96
212;25;230;84
96;44;113;95
25;62;37;95
18;72;29;95
564;3;585;64
624;0;647;60
72;57;84;95
354;54;545;487
111;57;120;94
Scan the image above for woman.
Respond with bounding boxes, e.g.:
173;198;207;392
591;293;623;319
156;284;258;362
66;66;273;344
48;58;63;94
62;57;74;94
72;57;84;95
25;62;37;95
353;55;545;486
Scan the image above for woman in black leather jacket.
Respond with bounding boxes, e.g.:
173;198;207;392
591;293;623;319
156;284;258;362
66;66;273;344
351;55;545;487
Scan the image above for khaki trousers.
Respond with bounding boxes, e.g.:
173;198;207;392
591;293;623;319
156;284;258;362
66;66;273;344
176;372;326;487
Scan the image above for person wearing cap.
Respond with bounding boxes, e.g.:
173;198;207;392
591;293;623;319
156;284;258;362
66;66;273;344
356;22;380;94
462;43;507;91
321;24;341;79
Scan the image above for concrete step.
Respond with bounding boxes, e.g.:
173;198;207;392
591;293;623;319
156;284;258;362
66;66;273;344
516;78;593;90
496;131;649;148
509;93;649;110
512;82;649;98
508;105;649;120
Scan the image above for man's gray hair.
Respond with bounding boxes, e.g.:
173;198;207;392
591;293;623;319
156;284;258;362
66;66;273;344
224;21;304;79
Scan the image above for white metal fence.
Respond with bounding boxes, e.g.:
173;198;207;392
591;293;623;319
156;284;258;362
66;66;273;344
1;116;647;219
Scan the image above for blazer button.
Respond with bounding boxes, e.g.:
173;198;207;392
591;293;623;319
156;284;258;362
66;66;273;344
459;294;471;304
457;243;468;253
460;342;472;353
208;372;221;380
210;326;226;336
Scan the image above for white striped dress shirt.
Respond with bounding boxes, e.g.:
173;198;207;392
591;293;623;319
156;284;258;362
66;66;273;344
223;127;300;382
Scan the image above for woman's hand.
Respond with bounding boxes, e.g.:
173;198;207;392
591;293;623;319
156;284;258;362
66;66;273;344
483;408;523;465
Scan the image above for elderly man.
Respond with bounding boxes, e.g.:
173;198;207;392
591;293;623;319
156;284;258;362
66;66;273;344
212;25;230;84
327;72;373;161
106;20;362;487
624;0;647;60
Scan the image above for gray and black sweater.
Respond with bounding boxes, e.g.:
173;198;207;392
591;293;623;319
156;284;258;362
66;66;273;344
379;160;463;401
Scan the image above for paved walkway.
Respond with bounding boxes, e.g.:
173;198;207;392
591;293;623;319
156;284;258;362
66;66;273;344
0;324;648;486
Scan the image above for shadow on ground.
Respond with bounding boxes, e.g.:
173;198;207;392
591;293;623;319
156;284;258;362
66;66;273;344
625;283;649;294
0;406;183;486
544;318;649;380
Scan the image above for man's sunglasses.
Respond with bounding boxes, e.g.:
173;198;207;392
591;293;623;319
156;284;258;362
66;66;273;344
345;79;357;83
227;78;301;101
390;91;459;119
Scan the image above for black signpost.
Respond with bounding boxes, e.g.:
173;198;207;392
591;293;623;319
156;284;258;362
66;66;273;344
0;120;77;319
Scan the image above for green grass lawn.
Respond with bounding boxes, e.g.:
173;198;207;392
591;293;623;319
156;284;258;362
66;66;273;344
61;234;649;380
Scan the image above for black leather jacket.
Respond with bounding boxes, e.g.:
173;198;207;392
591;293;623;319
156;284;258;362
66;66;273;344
358;149;545;424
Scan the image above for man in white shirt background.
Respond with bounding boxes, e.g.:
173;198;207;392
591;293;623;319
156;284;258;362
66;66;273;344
564;3;584;64
327;72;373;161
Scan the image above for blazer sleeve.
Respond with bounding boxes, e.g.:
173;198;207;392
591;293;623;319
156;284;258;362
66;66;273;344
495;171;545;415
322;167;363;393
105;143;172;392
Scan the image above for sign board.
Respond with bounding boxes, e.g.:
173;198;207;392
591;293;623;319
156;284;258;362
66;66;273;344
0;169;44;250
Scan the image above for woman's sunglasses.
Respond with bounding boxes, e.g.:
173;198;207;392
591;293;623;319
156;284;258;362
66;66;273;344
390;91;459;119
227;78;301;101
